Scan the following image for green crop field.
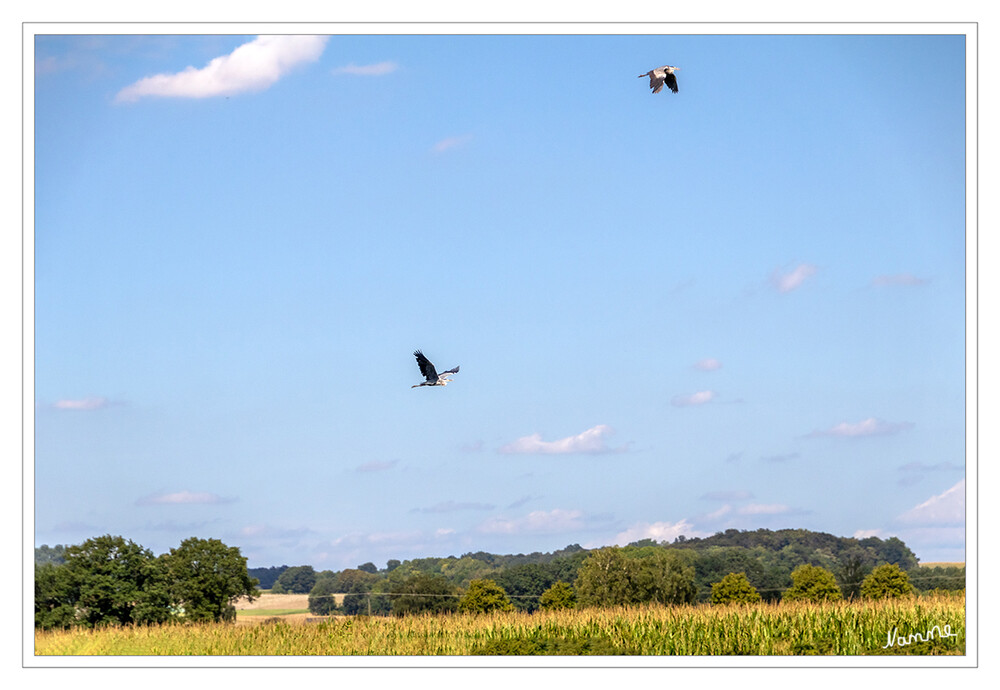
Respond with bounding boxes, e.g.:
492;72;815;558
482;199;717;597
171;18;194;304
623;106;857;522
34;592;965;656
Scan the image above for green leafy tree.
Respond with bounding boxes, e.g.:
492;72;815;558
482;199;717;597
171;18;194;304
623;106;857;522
308;576;340;615
782;564;842;603
162;537;259;622
61;535;172;627
860;563;915;599
273;565;317;594
459;579;514;613
837;553;871;599
357;562;378;574
539;581;576;610
390;573;458;616
35;544;67;566
641;550;698;605
710;572;762;605
385;559;401;572
575;546;696;608
34;563;79;629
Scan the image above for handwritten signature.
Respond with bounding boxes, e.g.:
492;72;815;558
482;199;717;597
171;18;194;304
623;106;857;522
882;624;960;649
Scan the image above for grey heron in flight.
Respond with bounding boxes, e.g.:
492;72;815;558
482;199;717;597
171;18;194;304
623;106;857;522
639;65;679;94
412;350;460;388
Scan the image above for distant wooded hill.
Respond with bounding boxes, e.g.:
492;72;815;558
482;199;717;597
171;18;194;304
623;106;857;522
241;528;964;606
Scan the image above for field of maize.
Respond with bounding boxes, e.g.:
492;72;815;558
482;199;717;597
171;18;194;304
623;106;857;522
34;592;965;656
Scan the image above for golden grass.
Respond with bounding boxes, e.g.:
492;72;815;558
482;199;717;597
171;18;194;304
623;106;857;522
35;593;965;656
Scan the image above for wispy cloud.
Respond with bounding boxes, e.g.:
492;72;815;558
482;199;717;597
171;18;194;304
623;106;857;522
52;397;111;410
498;424;626;455
693;358;722;371
136;490;235;506
853;528;884;539
116;35;328;102
507;495;538;509
413;500;496;514
356;459;399;473
872;273;930;287
432;134;473;154
760;452;800;463
611;519;703;546
807;417;913;438
897;480;965;526
771;263;817;293
332;60;398;76
700;490;754;501
478;509;585;535
671;391;715;407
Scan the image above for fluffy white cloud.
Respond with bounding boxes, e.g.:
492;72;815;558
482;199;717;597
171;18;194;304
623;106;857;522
853;529;884;538
898;480;965;526
771;263;817;293
671;390;715;407
693;358;722;371
478;509;584;535
809;417;913;438
116;35;328;102
611;519;703;545
332;60;398;76
499;424;624;455
136;490;233;506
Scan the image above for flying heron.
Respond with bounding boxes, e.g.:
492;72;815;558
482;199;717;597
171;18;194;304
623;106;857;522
412;350;460;388
639;65;679;94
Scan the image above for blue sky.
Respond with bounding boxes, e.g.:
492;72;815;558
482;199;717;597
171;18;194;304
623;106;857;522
31;31;969;570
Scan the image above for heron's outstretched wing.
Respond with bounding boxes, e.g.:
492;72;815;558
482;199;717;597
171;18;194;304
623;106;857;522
440;365;460;376
664;72;678;93
414;350;438;381
651;78;664;94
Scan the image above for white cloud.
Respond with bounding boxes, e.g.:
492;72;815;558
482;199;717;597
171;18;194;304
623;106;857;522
611;519;703;545
53;397;110;410
498;424;625;455
771;263;817;293
872;273;930;287
432;134;473;153
693;358;722;371
332;60;398;76
116;35;328;102
808;417;914;438
478;509;584;535
898;480;965;526
137;490;234;506
853;529;884;539
671;390;715;407
705;505;732;520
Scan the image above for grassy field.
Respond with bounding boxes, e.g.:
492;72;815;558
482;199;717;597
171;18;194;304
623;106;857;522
35;592;965;656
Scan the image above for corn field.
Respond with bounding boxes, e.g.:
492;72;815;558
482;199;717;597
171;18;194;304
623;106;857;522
34;592;965;656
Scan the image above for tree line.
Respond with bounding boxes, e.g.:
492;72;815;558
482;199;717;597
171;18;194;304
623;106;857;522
35;528;964;627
